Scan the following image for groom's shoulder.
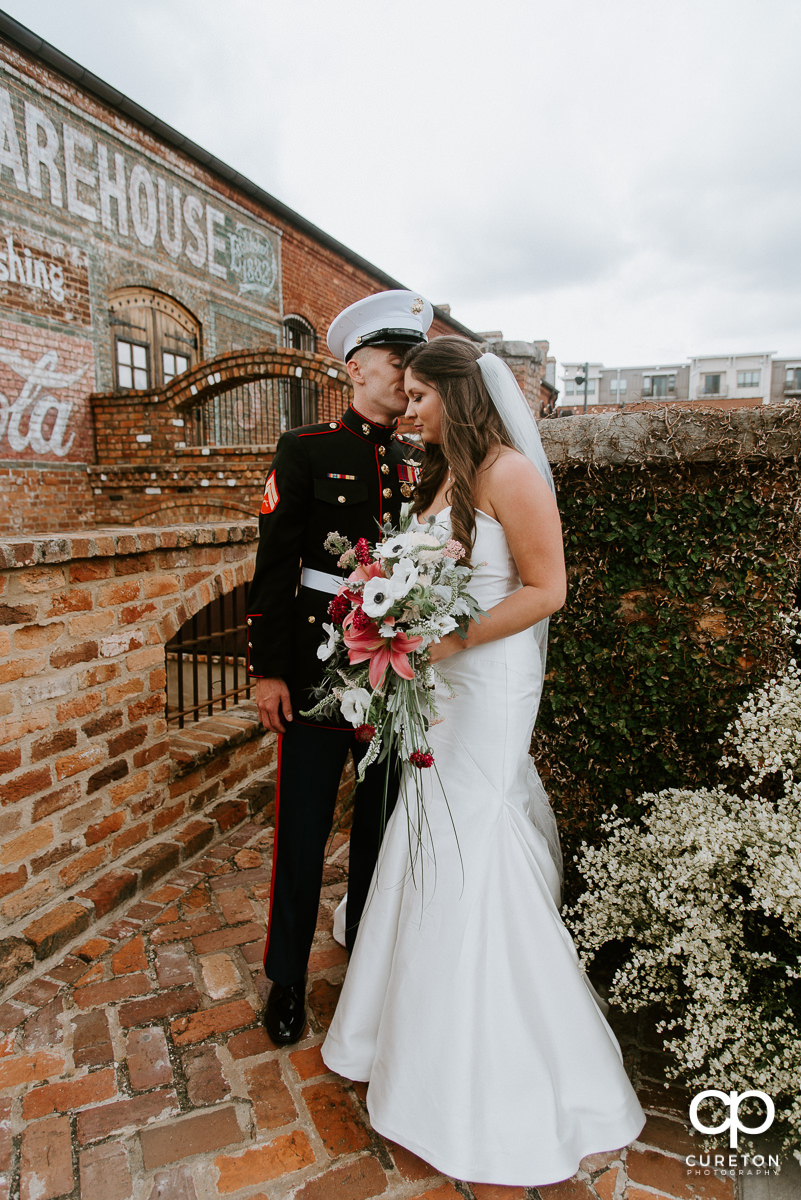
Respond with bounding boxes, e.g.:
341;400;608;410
393;434;424;460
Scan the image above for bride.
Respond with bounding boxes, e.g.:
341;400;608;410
321;337;645;1187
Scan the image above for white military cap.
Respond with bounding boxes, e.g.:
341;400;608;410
327;290;434;362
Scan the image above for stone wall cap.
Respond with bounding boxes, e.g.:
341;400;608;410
539;403;801;466
0;522;259;569
483;339;543;361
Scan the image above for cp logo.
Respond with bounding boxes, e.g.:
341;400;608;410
689;1090;775;1149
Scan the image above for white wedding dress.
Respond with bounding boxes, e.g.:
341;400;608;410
321;509;645;1186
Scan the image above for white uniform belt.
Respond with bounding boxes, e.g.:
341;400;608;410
300;567;343;595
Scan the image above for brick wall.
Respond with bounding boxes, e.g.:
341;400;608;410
0;464;93;537
0;524;272;992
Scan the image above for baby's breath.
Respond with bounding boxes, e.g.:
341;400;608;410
568;612;801;1163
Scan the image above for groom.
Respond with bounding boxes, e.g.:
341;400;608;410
247;290;432;1044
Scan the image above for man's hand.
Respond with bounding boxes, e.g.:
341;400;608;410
255;677;293;734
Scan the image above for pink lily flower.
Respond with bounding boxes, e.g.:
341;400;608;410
343;613;423;689
338;560;384;605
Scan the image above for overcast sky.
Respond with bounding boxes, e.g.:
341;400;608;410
5;0;801;373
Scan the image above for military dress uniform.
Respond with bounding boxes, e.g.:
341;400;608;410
248;295;430;993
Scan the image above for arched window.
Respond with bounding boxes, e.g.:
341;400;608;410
109;287;201;390
282;314;318;426
282;314;317;353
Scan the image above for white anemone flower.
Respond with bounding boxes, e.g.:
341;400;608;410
388;558;419;600
340;687;371;726
374;534;413;559
362;576;396;618
316;621;340;662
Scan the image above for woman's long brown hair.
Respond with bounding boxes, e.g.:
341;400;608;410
403;337;515;563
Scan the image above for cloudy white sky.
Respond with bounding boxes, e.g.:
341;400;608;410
5;0;801;373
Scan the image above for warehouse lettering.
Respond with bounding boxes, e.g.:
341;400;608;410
0;83;278;296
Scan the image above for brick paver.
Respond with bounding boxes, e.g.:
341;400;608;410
0;805;737;1200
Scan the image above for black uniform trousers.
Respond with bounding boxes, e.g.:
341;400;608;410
264;719;400;986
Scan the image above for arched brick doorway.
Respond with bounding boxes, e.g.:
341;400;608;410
91;346;353;527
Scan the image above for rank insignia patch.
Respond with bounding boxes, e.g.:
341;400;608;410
260;471;280;514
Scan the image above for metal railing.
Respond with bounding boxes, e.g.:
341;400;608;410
185;374;351;447
166;583;252;727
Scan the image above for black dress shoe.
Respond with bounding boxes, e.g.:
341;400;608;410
263;979;307;1045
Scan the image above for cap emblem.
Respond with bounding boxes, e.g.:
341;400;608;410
411;298;424;314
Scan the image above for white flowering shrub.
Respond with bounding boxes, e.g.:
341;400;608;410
567;613;801;1160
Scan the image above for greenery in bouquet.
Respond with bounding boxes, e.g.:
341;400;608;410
302;503;485;790
567;612;801;1162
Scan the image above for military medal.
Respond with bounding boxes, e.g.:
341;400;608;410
398;461;421;489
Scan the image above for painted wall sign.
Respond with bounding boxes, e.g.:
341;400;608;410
0;321;93;461
0;71;280;306
0;226;91;325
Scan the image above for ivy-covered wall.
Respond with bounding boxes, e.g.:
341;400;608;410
537;406;801;899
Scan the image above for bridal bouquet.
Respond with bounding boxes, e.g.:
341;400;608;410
302;504;485;782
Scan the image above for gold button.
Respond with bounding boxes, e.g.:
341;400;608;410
338;494;346;503
382;512;390;522
381;464;390;474
247;617;252;625
329;422;337;429
308;615;316;624
382;487;392;498
401;483;412;498
362;423;371;435
378;445;386;456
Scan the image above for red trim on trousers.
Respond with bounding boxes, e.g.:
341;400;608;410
263;730;283;969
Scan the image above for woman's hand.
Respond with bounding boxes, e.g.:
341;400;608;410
428;631;466;664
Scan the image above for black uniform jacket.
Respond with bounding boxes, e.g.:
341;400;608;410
246;405;424;726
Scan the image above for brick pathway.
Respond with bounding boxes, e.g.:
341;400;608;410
0;809;735;1200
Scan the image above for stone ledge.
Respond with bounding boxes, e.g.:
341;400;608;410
0;777;275;998
169;701;265;780
0;521;259;570
540;403;801;466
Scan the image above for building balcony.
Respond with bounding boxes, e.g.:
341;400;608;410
694;383;729;400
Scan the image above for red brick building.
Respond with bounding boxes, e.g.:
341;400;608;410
0;12;477;537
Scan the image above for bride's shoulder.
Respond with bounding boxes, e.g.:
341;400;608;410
483;447;541;487
484;447;554;511
475;448;551;521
